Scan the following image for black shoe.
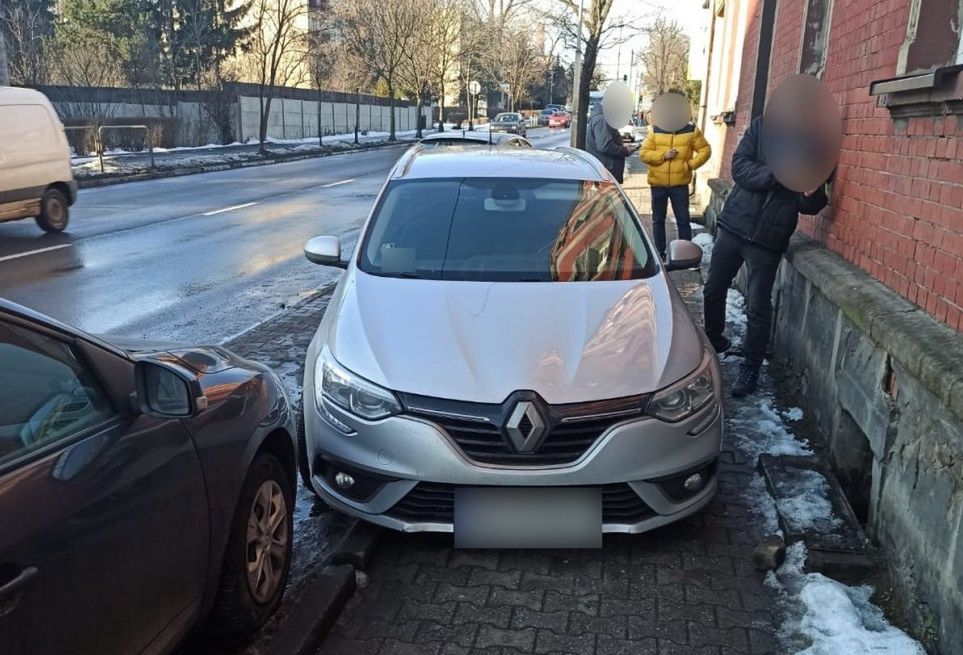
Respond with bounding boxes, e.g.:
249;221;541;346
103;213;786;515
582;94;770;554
709;335;731;354
732;366;760;398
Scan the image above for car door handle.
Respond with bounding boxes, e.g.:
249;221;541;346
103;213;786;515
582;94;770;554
0;566;38;618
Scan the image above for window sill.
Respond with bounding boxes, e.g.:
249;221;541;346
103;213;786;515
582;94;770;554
869;64;963;118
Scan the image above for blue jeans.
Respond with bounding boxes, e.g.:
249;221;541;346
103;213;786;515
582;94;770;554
651;185;692;256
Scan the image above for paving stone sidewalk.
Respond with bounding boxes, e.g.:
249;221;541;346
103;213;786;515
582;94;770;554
315;168;783;655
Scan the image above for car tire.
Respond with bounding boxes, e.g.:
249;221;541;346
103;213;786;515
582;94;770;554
36;188;69;233
296;401;319;498
210;452;294;637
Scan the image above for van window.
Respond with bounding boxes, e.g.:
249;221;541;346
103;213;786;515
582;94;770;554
0;105;59;154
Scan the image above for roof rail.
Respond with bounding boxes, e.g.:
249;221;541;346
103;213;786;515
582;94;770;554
390;143;424;179
553;146;611;180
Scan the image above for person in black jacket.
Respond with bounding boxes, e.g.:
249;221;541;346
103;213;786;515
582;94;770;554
586;106;634;183
703;116;829;397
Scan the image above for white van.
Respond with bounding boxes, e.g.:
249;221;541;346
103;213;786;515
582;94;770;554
0;87;77;232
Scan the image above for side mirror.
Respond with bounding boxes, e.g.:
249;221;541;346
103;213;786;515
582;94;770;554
666;239;703;271
133;359;207;418
304;235;346;269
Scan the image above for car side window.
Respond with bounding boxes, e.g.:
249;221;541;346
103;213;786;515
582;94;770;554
0;321;115;467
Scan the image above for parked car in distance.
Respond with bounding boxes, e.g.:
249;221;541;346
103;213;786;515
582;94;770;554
0;87;78;233
548;111;571;128
420;131;531;148
298;146;720;549
620;118;648;142
537;109;556;126
489;112;527;137
0;299;296;655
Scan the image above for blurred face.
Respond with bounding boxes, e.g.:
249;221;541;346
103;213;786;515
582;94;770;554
649;93;690;132
762;74;842;192
601;81;633;129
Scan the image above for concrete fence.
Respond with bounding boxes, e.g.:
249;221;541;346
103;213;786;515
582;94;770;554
36;84;432;148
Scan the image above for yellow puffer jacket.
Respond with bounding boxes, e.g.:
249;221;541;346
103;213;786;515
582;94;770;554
640;124;711;187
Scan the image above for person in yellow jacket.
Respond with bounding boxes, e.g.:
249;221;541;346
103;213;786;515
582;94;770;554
640;98;712;259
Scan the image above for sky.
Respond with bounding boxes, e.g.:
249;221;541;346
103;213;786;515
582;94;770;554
585;0;710;85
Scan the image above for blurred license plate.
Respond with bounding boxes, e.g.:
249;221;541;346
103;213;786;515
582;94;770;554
454;487;601;549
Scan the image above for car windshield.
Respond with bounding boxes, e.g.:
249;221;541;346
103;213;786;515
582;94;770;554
359;178;656;282
494;114;517;122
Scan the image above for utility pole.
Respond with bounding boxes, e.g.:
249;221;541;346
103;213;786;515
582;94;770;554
615;25;623;81
570;0;585;148
0;32;9;86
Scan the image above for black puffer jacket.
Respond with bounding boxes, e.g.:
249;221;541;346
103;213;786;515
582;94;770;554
718;117;829;253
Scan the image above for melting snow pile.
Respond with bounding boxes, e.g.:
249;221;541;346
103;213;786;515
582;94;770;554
768;544;925;655
692;230;925;654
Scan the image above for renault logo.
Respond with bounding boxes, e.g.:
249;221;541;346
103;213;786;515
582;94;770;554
504;401;547;453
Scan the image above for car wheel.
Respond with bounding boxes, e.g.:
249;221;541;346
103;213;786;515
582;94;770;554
210;452;294;637
296;401;319;497
36;188;69;233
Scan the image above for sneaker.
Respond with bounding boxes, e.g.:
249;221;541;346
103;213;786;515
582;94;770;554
708;334;731;354
732;365;760;398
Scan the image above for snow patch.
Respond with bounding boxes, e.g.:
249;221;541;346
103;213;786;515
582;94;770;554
726;395;812;463
784;406;804;421
773;469;841;532
692;230;715;265
769;544;925;655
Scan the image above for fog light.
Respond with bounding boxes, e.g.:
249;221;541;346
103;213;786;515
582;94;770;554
683;473;704;492
334;472;355;489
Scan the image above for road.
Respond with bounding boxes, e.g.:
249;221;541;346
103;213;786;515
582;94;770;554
0;127;572;344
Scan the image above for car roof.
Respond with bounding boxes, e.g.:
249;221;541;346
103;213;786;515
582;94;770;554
391;145;610;182
0;85;52;104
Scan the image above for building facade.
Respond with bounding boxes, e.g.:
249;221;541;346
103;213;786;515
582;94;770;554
696;0;963;651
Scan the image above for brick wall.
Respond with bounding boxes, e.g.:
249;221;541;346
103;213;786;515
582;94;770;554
720;0;963;331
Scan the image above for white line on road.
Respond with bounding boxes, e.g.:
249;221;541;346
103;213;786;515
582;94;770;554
203;201;257;216
321;179;355;188
0;244;73;263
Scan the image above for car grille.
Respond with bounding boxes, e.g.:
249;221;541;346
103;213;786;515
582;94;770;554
422;414;624;466
402;392;648;468
385;482;657;525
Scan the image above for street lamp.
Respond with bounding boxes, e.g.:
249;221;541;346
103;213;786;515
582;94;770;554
354;87;361;145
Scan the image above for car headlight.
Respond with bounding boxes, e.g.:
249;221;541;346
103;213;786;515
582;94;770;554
314;347;401;421
646;352;716;422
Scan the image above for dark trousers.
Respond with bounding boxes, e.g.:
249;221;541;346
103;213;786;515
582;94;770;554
651;185;692;256
703;228;781;369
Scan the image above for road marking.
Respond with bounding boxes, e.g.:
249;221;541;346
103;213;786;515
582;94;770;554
322;179;355;188
203;201;257;216
0;244;73;263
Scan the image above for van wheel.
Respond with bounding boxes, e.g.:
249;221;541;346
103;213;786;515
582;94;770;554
36;188;69;232
210;452;294;637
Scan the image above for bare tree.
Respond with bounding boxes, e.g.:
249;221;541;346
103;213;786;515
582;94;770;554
637;17;689;97
335;0;419;141
428;0;466;131
246;0;308;153
543;0;647;147
0;0;52;86
400;2;442;138
499;29;544;110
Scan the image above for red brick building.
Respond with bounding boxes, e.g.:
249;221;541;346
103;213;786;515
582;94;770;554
698;0;963;331
694;1;963;650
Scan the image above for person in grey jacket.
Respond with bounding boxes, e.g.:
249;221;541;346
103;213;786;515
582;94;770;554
586;106;633;183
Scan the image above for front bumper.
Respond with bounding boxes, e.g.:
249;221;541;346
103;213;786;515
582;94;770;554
303;390;723;535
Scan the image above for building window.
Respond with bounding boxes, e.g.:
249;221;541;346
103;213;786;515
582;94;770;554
899;0;963;74
799;0;835;77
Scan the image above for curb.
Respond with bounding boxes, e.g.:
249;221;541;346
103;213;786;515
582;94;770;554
75;140;412;189
261;520;383;655
261;564;356;655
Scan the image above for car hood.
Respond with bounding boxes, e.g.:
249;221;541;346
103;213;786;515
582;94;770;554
324;269;704;405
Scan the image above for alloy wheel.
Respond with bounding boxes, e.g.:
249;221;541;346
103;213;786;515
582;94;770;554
245;479;288;604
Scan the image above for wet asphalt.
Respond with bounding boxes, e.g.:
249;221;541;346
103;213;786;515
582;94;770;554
0;128;571;345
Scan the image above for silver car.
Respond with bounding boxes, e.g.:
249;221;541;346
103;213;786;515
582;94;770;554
299;145;722;547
